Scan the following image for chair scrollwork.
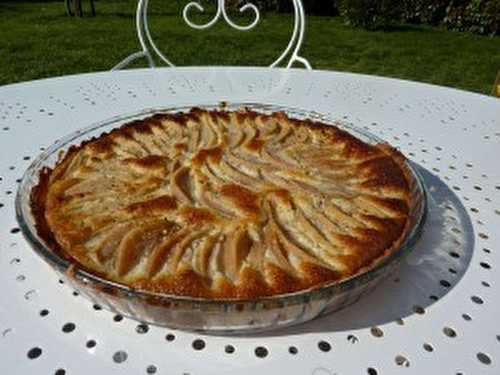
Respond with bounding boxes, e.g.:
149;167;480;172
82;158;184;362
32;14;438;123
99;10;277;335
113;0;311;70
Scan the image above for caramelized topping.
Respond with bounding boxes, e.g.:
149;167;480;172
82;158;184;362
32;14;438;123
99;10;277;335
33;108;411;299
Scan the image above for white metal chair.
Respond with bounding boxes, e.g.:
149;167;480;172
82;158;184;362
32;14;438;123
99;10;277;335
113;0;311;70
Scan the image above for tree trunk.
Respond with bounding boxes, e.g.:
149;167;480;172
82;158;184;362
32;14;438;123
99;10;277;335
74;0;83;17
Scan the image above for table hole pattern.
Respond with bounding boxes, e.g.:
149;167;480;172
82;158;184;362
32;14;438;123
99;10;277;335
136;324;149;334
192;339;206;351
317;341;332;352
27;347;42;359
113;350;128;363
86;340;96;349
62;323;76;333
395;355;410;367
1;69;499;374
255;346;269;358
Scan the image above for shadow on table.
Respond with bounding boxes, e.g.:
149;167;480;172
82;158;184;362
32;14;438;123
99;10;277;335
252;165;475;337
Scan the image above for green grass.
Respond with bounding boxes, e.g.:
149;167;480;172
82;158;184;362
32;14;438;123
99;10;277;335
1;1;499;94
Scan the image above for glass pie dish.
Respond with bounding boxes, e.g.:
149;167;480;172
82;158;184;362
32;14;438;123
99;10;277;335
16;103;427;334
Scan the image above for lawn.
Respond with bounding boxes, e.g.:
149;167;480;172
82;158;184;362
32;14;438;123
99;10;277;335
0;0;499;94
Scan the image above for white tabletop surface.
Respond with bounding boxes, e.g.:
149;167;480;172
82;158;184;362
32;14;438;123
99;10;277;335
0;67;499;375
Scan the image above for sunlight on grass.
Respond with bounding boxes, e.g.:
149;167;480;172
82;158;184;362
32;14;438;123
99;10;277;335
0;1;499;94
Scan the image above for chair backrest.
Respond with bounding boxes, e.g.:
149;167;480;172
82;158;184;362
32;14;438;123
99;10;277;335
112;0;311;70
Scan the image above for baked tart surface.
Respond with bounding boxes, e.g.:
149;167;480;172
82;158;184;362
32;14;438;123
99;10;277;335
32;108;412;299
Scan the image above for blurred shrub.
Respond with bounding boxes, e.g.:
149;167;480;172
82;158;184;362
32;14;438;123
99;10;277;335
31;0;498;35
302;0;338;16
339;0;404;29
233;0;338;15
403;0;449;24
444;0;500;35
337;0;498;34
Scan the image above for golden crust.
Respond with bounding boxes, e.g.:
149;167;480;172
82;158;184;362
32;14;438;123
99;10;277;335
31;108;412;299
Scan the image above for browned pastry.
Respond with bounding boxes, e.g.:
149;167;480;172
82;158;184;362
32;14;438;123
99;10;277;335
32;108;412;299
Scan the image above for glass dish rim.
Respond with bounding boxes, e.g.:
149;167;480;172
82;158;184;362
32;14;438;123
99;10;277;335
15;103;428;307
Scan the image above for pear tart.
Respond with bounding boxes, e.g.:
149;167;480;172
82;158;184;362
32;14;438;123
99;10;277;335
32;108;412;300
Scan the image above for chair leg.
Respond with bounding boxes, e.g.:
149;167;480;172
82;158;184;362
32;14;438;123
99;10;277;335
90;0;96;16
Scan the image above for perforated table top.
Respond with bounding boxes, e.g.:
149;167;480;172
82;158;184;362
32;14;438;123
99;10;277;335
0;67;499;375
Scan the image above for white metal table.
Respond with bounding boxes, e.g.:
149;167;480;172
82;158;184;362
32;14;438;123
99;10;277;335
0;67;499;375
